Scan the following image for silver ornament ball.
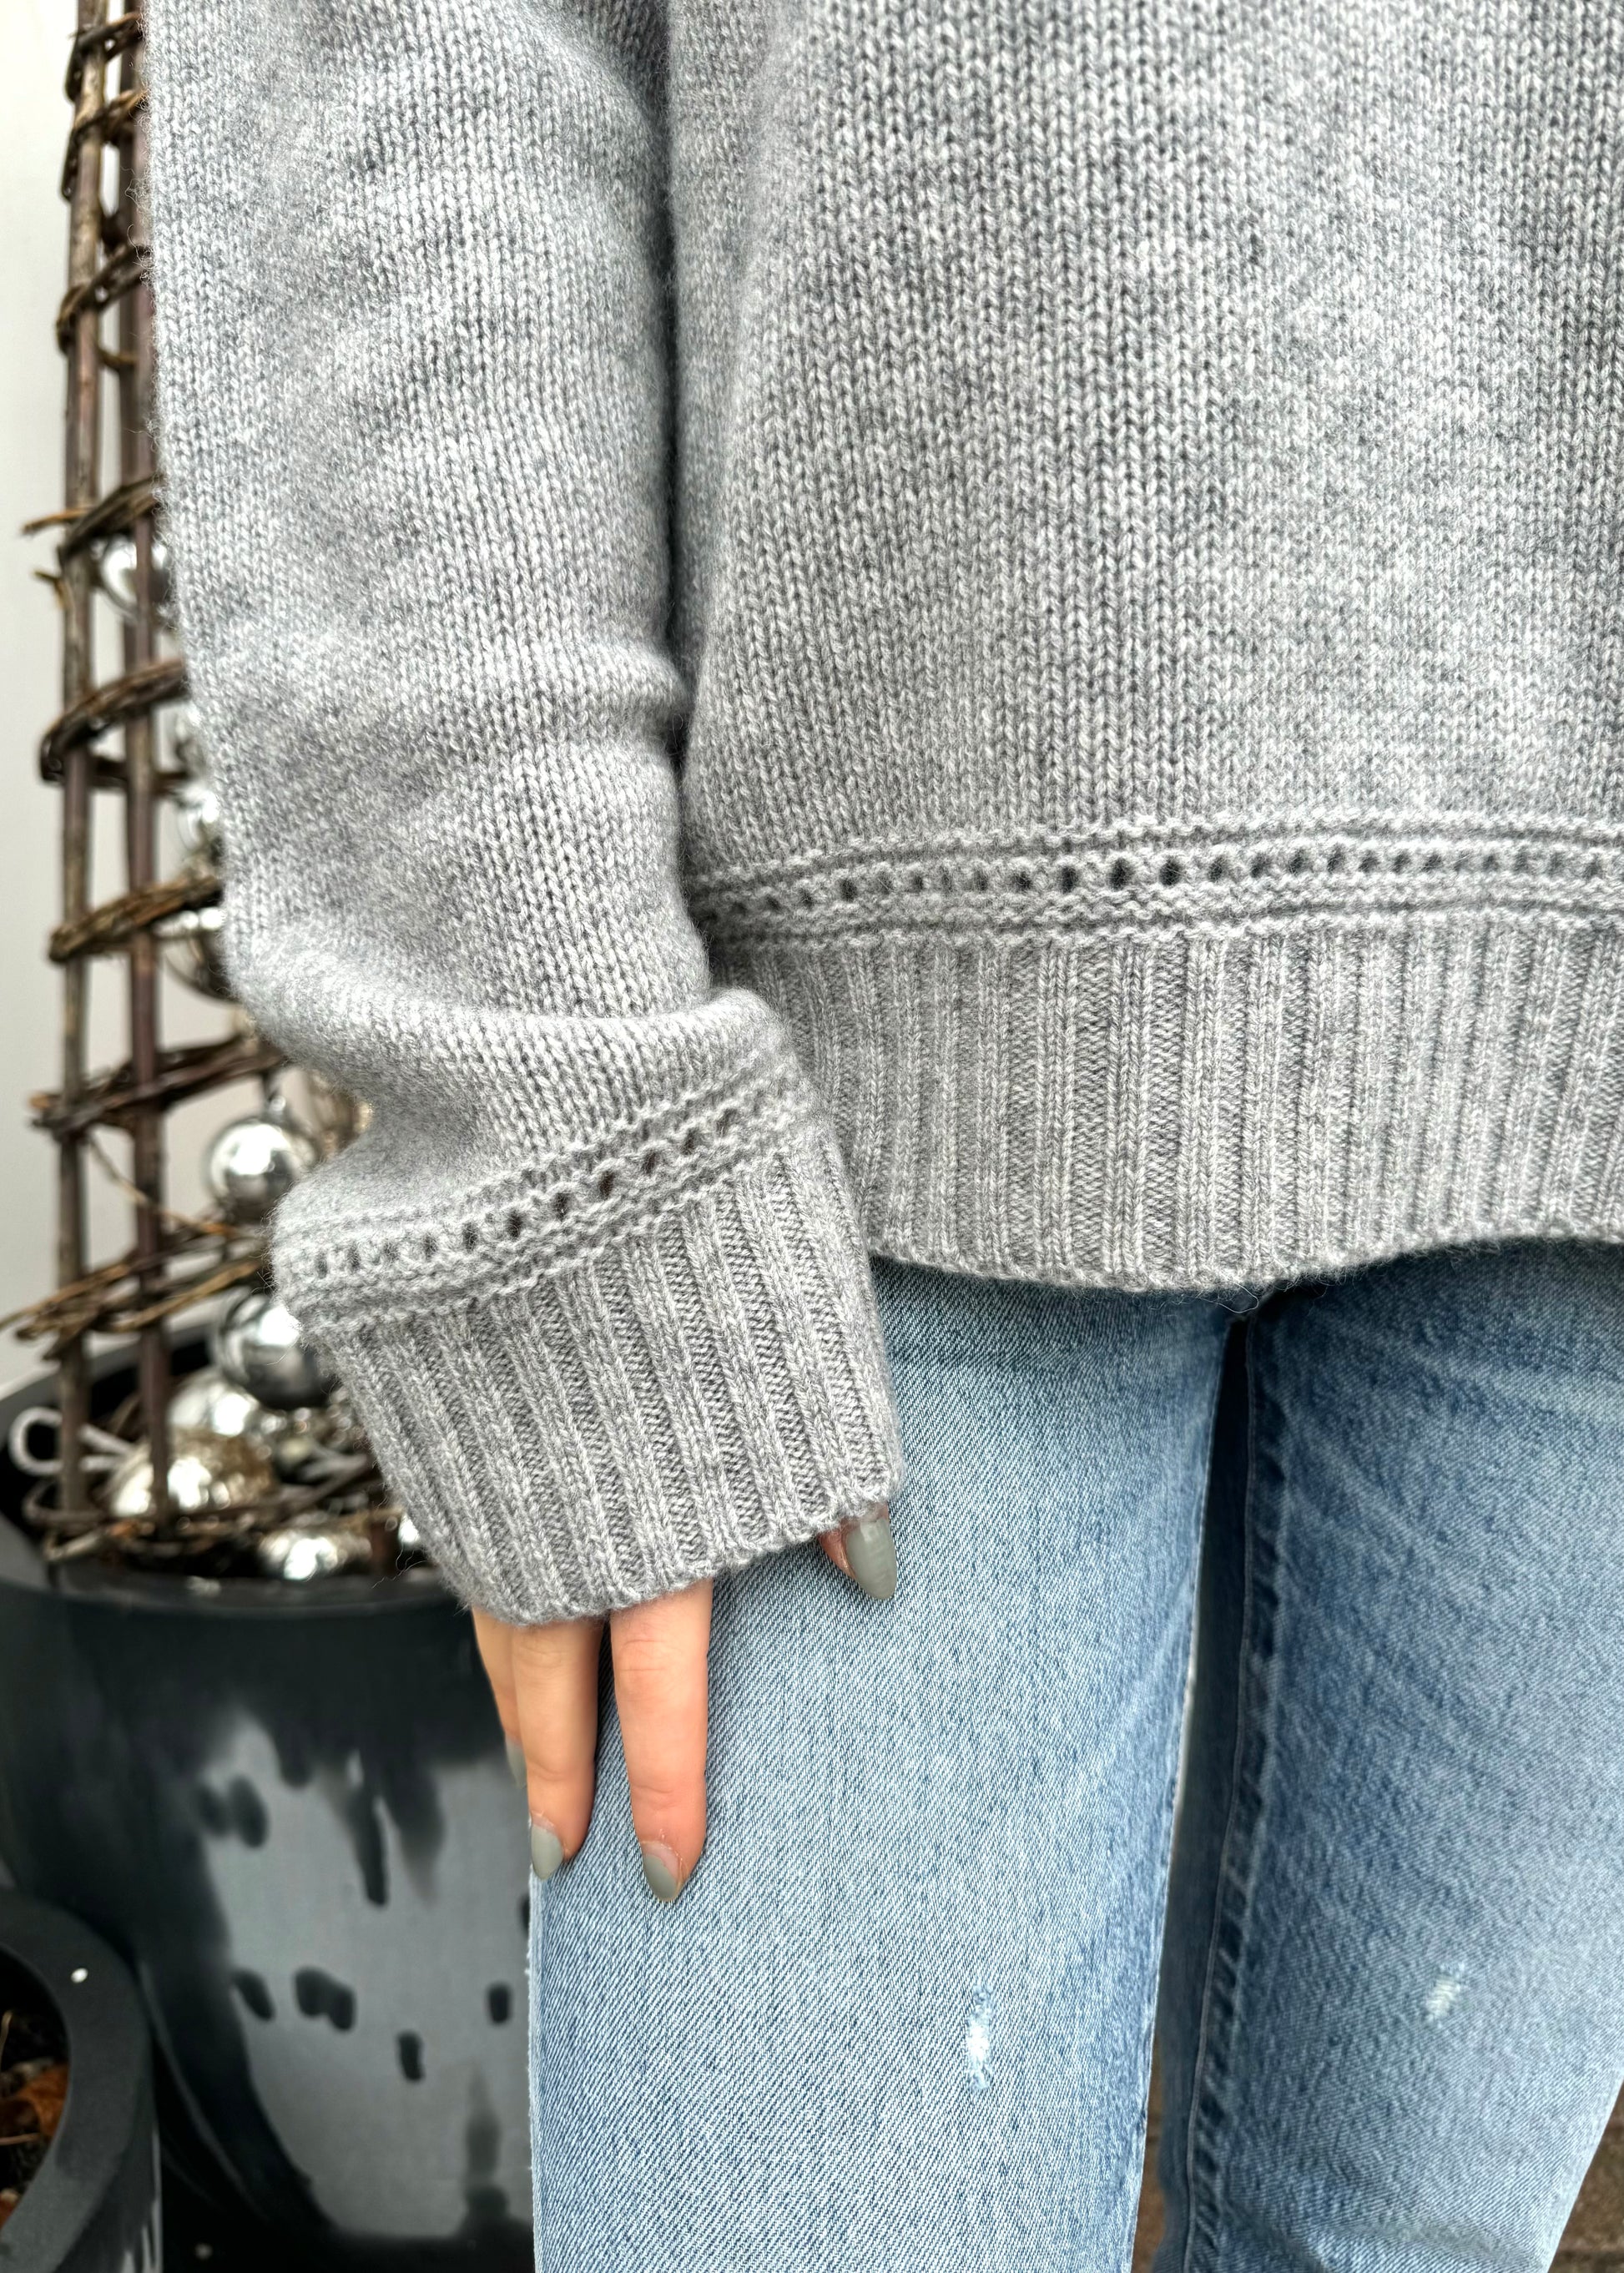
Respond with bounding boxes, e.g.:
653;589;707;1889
268;1419;328;1482
173;771;224;866
256;1525;373;1582
203;1114;317;1225
213;1291;336;1412
104;1425;276;1520
96;529;174;625
156;899;230;1000
167;1366;293;1452
169;701;208;776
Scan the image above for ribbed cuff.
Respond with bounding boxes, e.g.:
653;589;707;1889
275;1071;901;1624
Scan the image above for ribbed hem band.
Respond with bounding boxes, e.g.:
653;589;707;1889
719;900;1624;1293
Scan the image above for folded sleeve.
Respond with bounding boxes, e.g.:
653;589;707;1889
144;0;900;1621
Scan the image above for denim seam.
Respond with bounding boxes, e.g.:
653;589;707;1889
1119;1414;1219;2255
530;1884;553;2268
1122;1317;1230;2260
1178;1320;1288;2273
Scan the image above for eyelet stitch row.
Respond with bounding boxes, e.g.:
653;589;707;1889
692;833;1623;935
301;1064;800;1293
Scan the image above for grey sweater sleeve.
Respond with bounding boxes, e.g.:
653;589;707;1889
144;0;900;1622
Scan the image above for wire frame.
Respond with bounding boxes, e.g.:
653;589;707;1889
12;6;386;1569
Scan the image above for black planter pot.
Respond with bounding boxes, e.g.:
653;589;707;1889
0;1359;531;2270
0;1890;159;2273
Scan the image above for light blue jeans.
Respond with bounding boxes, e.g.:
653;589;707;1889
529;1242;1624;2270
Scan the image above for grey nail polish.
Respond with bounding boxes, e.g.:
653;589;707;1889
506;1736;527;1789
844;1510;898;1601
640;1844;681;1903
530;1822;564;1881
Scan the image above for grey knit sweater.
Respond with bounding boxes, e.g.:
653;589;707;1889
148;1;1624;1623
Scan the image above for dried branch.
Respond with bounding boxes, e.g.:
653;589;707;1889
31;1032;280;1140
54;237;149;350
38;653;186;781
49;866;218;964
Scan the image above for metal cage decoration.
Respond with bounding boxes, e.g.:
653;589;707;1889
8;2;401;1581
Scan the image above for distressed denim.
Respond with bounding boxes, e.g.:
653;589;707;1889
529;1242;1624;2270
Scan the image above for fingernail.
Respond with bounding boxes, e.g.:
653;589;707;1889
530;1822;564;1881
844;1509;897;1601
639;1842;682;1903
505;1736;527;1790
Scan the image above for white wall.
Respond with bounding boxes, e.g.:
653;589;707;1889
2;3;252;1394
2;0;81;1394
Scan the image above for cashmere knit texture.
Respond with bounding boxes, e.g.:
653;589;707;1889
148;0;1624;1621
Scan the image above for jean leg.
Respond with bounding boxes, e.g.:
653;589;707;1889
529;1261;1228;2270
1157;1242;1624;2273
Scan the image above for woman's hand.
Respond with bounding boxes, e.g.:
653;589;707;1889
472;1509;896;1902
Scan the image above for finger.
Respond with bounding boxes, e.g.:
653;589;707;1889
820;1529;852;1580
471;1608;527;1788
819;1501;897;1601
609;1579;713;1903
511;1615;605;1881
